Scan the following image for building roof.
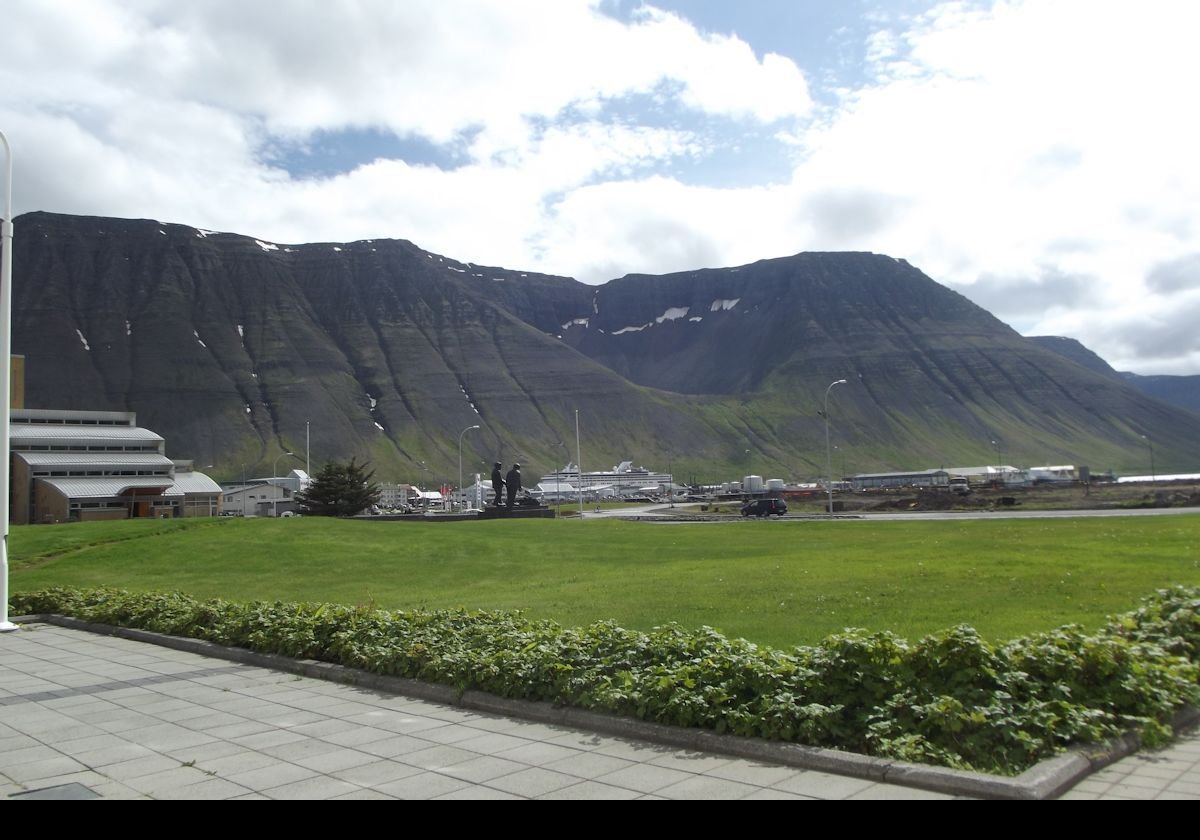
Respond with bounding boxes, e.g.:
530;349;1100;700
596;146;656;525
38;477;177;499
10;424;164;444
171;472;222;495
12;408;137;426
851;469;950;480
15;452;175;469
220;483;289;498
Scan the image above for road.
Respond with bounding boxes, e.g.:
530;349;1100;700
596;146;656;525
580;503;1200;522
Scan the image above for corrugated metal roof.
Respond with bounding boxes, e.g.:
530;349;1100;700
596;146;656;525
15;452;175;468
39;477;176;499
171;472;222;494
11;425;164;443
851;469;949;479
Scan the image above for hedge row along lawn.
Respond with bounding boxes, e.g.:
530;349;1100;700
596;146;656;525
10;585;1199;775
8;516;1200;647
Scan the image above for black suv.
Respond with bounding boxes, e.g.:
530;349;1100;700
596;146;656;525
741;498;788;517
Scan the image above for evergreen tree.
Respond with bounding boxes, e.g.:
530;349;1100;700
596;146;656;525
296;458;381;517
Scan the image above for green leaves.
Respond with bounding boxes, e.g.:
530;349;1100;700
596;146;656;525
295;458;380;517
10;585;1200;776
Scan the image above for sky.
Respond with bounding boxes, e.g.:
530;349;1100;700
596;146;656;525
2;0;1199;375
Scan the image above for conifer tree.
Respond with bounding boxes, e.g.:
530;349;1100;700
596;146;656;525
296;458;380;517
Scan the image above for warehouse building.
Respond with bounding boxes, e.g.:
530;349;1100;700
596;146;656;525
8;408;221;524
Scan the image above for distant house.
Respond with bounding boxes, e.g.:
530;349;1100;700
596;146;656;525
8;408;221;524
220;470;310;517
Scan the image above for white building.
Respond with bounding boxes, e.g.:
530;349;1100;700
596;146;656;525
220;469;309;517
8;408;221;524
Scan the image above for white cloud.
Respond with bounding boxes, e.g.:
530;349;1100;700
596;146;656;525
3;0;1200;375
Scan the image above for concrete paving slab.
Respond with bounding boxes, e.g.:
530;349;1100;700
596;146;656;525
330;788;400;800
119;766;217;796
652;774;762;800
437;755;530;784
538;780;645;800
495;741;587;767
434;785;523;800
741;787;815;800
6;620;1199;800
374;771;472;799
402;744;486;772
9;782;100;800
330;759;425;787
291;747;379;775
262;776;363;801
542;751;636;780
485;767;580;798
593;763;695;794
646;751;735;774
452;731;537;756
4;757;89;785
353;733;437;759
91;753;185;782
771;769;876;799
223;762;319;791
165;778;255;800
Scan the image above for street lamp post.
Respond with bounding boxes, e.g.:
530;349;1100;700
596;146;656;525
1142;434;1156;483
991;439;1002;486
458;425;480;511
668;451;674;508
824;379;847;518
575;409;583;517
0;130;16;631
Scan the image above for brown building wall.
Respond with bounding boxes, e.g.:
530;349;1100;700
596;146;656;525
10;355;24;409
78;509;129;523
181;495;219;517
32;482;71;525
11;456;32;525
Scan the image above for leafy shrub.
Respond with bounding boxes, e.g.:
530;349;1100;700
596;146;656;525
10;585;1199;775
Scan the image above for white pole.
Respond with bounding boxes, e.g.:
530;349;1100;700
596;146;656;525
575;409;583;517
458;424;479;511
824;379;847;518
1;130;17;630
306;419;310;476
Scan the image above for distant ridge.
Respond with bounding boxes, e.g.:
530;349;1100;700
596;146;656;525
11;211;1200;481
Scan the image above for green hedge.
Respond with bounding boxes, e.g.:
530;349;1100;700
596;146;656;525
11;586;1200;775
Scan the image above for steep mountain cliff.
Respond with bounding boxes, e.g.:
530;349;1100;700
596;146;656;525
11;212;1199;481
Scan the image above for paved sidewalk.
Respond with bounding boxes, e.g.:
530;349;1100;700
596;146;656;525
1057;727;1200;800
1;622;1196;799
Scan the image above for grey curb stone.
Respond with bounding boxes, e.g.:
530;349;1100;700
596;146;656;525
13;614;1196;800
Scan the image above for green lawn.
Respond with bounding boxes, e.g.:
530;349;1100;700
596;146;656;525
9;515;1200;648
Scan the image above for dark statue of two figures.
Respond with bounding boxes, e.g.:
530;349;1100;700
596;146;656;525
491;462;522;510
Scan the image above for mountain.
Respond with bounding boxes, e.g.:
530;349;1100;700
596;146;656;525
10;211;1200;481
1030;336;1200;418
1027;336;1124;381
1120;373;1200;416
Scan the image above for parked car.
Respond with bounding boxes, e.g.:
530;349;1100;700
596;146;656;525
741;498;788;517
